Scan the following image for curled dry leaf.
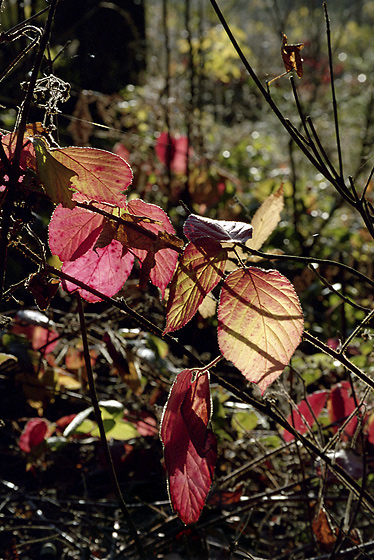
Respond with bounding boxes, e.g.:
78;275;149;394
184;214;253;245
281;33;304;78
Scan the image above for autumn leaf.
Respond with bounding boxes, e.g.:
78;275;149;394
283;390;328;442
247;186;284;251
281;33;304;78
312;507;337;552
225;187;284;271
184;214;253;245
160;368;217;524
49;204;104;262
155;132;191;174
33;137;76;209
61;241;134;302
51;146;132;206
94;199;183;296
328;382;359;438
19;418;52;453
217;267;304;393
164;241;226;333
26;273;60;311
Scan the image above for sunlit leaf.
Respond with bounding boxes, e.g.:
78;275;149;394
164;241;226;334
62;241;134;302
247;186;284;251
51;146;132;206
1;129;37;171
33;138;76;208
155;132;191;174
49;204;103;261
160;369;217;524
95;200;183;296
127;199;182;296
218;267;304;393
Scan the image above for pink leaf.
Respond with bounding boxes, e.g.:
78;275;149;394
51;147;132;206
155;132;190;174
127;199;179;296
184;214;253;245
49;204;103;262
164;241;226;334
1;131;36;171
160;369;217;524
217;267;304;393
328;382;358;437
19;418;52;453
283;390;328;442
62;241;134;302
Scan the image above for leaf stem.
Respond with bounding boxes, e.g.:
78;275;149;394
76;294;146;560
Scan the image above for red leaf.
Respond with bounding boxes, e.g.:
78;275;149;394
164;241;226;334
217;267;303;393
184;214;253;245
155;132;190;174
55;414;77;432
160;369;217;524
366;414;374;445
62;241;134;302
51;147;132;206
283;390;328;442
127;199;180;296
328;382;358;437
49;204;103;262
12;323;58;354
19;418;52;453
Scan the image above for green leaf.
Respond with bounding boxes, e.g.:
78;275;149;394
92;420;138;440
33;138;76;209
232;410;259;434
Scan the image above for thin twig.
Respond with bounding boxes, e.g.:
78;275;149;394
323;3;344;178
76;295;146;560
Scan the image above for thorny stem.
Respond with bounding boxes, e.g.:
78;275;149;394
76;295;146;560
44;265;374;513
240;246;374;288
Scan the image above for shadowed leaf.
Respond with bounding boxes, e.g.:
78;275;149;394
62;241;134;302
283;390;328;442
164;241;226;333
218;267;303;393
